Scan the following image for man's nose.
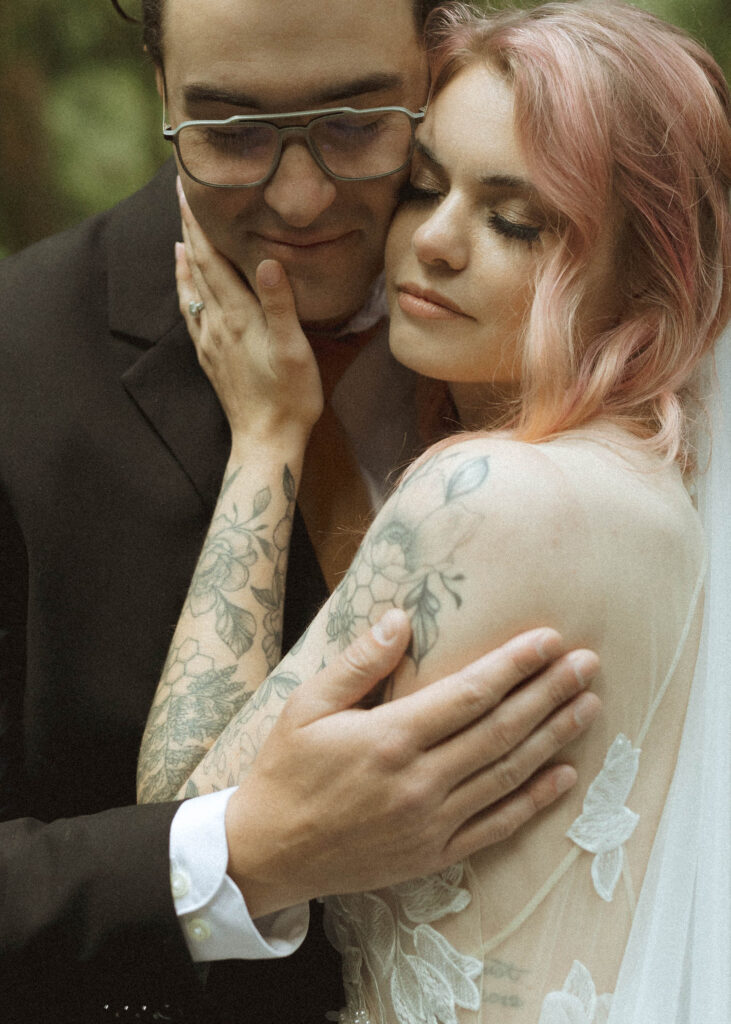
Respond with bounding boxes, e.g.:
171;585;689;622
263;140;338;227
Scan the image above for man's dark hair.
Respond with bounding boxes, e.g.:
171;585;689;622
111;0;448;67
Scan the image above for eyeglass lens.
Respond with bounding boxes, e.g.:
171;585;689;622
177;109;415;186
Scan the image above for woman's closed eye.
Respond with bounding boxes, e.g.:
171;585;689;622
489;211;542;244
398;180;443;205
398;181;544;245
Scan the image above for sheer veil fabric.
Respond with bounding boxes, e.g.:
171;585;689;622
609;321;731;1023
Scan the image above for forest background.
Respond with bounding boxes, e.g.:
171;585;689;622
2;0;730;258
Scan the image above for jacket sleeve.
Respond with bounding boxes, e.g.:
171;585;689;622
0;490;200;1013
0;800;185;963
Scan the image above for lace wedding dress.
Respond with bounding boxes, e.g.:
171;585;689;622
324;350;730;1024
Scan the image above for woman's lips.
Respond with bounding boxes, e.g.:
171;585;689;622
396;284;471;320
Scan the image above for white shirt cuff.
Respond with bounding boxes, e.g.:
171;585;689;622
169;787;310;962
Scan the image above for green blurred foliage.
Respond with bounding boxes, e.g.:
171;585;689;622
1;0;729;258
0;0;166;257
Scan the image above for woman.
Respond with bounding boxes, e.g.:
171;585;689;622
138;2;730;1020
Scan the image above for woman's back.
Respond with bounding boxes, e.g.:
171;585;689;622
327;427;705;1023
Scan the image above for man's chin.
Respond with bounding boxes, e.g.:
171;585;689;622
290;285;368;332
234;255;373;330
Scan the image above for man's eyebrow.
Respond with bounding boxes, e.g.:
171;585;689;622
183;73;406;111
415;140;535;193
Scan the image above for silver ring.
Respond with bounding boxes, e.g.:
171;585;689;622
188;300;205;318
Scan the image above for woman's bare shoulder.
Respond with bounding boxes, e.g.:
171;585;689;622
346;437;605;687
370;431;698;688
405;428;697;536
397;434;597;543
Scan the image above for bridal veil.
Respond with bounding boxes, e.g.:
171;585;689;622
609;321;731;1023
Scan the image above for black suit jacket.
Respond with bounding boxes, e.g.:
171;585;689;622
0;161;342;1022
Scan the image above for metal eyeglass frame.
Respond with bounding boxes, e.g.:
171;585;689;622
162;105;425;189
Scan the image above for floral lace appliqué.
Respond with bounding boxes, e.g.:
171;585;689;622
567;733;641;901
538;960;612;1024
325;863;481;1024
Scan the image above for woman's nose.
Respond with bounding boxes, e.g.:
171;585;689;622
412;198;469;270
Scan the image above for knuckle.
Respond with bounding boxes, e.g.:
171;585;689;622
454;674;489;720
506;644;539;681
341;635;378;679
220;307;247;342
491;754;525;796
486;806;525;845
395;774;433;821
265;298;291;319
372;727;411;773
485;713;519;757
194;248;213;275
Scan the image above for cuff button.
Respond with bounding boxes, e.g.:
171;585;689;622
188;917;212;943
171;868;191;900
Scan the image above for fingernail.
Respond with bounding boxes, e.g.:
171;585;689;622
553;765;577;795
372;608;404;645
176;176;187;206
534;628;562;660
572;692;600;728
568;650;598;686
174;241;185;262
259;260;282;288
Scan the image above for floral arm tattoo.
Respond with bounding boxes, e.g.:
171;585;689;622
137;461;297;803
181;449;491;800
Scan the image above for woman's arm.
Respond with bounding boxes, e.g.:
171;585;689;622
140;406;601;917
183;436;599;801
137;185;323;803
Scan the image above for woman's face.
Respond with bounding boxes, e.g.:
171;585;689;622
386;62;554;388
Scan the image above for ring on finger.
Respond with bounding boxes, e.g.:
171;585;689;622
188;300;205;318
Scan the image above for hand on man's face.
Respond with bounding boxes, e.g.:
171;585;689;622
161;0;429;328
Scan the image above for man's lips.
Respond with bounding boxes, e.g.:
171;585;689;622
256;231;356;253
396;283;472;320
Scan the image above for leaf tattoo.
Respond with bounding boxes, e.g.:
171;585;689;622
136;638;251;803
185;465;295;665
326;453;489;666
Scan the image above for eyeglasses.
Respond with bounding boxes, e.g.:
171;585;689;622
163;106;424;189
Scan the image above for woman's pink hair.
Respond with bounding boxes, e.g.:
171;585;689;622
425;1;731;463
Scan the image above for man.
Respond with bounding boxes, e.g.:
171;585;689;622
0;0;599;1021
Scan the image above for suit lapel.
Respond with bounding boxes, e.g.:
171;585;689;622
106;160;229;509
104;161;328;613
122;321;230;508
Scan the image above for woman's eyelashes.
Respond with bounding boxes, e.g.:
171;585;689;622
489;212;542;244
398;180;442;204
399;181;543;246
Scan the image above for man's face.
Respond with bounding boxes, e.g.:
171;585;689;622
161;0;429;327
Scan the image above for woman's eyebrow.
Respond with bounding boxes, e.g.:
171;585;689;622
415;140;535;194
413;139;444;171
478;172;535;194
